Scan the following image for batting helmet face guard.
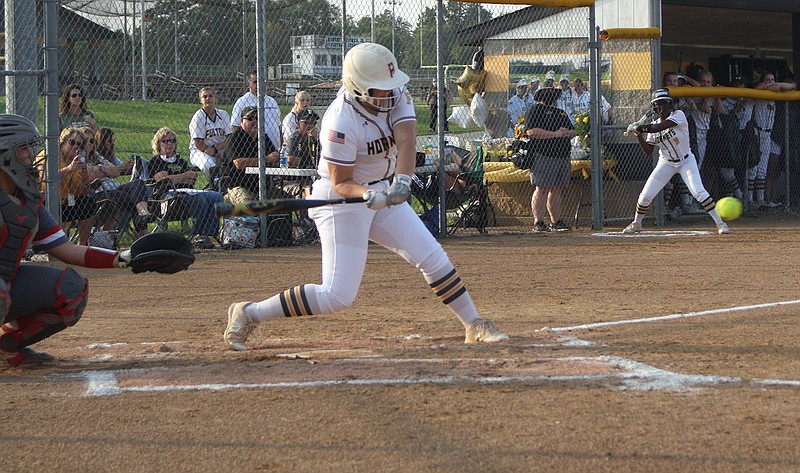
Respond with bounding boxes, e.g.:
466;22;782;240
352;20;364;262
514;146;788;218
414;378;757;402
342;43;409;112
0;114;44;198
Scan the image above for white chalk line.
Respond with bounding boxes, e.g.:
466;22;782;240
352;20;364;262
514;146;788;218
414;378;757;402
77;354;800;397
543;299;800;333
593;230;711;238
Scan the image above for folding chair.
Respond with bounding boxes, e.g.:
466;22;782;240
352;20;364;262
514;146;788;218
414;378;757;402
130;155;192;236
412;146;493;236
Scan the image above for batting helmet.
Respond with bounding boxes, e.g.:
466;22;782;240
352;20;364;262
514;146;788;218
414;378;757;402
0;114;44;198
651;88;673;104
342;43;409;112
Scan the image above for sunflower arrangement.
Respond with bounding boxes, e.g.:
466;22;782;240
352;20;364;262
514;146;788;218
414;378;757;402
574;110;591;152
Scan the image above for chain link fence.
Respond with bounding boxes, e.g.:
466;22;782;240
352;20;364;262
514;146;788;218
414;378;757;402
3;0;799;246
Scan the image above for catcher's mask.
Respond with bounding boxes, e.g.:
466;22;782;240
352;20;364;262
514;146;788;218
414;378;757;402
0;114;44;198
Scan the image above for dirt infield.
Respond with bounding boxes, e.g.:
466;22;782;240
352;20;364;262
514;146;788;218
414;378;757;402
3;214;800;472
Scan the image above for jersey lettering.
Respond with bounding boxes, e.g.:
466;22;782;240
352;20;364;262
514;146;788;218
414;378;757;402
367;135;396;156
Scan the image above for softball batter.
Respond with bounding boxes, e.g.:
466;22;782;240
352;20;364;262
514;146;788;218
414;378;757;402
224;43;507;350
623;89;729;235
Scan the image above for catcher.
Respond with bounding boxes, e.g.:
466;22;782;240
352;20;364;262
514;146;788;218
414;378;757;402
0;114;193;367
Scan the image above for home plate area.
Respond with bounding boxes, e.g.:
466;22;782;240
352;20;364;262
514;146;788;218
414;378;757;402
39;334;786;397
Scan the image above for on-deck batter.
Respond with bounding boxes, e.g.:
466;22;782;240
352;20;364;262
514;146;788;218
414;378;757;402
623;89;729;235
224;43;508;350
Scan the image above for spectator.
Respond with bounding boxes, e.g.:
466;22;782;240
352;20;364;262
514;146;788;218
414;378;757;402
96;127;133;175
748;71;796;209
282;90;312;144
556;74;576;124
572;77;612;125
231;69;282;152
224;106;280;203
0;114;128;366
287;109;321;169
59;84;97;131
622;89;729;235
149;128;225;249
84;127;154;237
524;84;576;232
58;127;96;245
507;79;529;137
188;87;231;180
526;76;541;104
426;80;451;133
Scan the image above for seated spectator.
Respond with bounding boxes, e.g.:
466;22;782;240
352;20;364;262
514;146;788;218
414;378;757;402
57;127;96;245
96;127;134;175
282;90;312;144
149;127;225;249
81;126;154;237
188;87;231;180
286;109;320;169
59;84;97;131
223;106;278;203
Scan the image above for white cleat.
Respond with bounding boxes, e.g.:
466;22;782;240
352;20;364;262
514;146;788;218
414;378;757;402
717;222;730;234
622;222;642;234
224;301;256;351
465;319;509;344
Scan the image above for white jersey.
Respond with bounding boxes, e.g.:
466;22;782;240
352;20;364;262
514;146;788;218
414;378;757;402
231;92;282;150
752;99;775;131
573;90;611;123
188;108;231;152
318;87;415;184
645;110;694;164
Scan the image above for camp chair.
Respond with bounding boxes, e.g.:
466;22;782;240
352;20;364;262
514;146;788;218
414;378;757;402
412;145;493;236
130;155;192;236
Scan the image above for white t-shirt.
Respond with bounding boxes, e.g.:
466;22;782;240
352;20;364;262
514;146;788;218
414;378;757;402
645;110;695;164
318;87;416;185
282;111;299;145
188;108;231;152
231;92;282;150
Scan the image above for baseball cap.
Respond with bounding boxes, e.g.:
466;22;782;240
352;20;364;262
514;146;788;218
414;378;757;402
545;71;556;80
560;74;570;83
530;76;540;83
298;109;320;122
516;79;528;88
241;106;258;119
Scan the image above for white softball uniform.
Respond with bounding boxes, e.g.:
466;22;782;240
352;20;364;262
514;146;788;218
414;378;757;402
231;92;282;151
636;110;713;208
245;88;480;326
748;100;776;180
188;108;231;175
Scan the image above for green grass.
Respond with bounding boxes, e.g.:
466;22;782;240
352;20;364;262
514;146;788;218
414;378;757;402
3;96;482;165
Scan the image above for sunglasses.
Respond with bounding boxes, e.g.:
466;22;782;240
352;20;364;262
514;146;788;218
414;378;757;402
301;120;317;125
160;138;177;144
243;116;258;121
67;139;85;148
70;93;83;98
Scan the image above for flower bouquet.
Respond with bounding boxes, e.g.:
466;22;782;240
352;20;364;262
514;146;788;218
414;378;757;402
574;110;591;152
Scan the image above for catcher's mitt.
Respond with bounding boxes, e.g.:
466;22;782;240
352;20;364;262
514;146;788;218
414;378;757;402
127;232;195;274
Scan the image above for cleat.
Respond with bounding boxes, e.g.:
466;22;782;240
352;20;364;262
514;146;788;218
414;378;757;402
717;222;730;234
532;221;549;233
622;222;642;234
549;220;570;232
224;301;257;351
4;347;55;367
465;319;508;344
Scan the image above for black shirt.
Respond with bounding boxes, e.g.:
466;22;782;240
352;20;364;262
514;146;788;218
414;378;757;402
226;129;275;192
524;104;574;158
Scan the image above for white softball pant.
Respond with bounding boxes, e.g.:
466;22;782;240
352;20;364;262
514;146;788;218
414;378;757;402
637;156;711;207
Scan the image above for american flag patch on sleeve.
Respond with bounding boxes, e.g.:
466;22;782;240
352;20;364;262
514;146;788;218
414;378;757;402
328;129;346;144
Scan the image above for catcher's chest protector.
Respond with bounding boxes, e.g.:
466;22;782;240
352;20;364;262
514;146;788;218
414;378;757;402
0;193;39;283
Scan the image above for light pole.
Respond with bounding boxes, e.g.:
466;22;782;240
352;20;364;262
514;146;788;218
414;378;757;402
383;0;400;55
